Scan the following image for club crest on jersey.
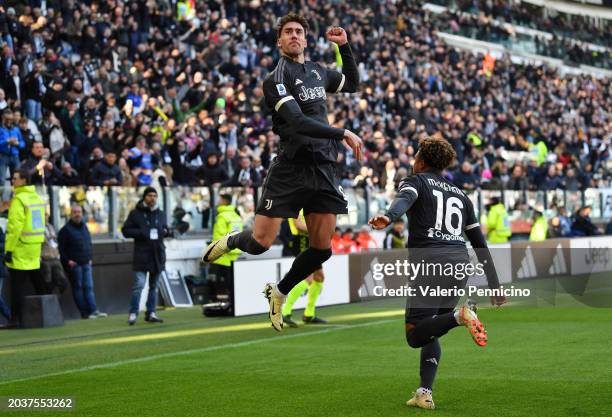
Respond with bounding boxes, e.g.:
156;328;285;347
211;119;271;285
311;69;321;80
276;84;287;96
298;85;326;101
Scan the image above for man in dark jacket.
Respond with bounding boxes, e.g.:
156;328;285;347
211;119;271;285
20;141;61;185
90;150;122;186
122;187;170;325
195;153;228;186
225;157;261;187
58;205;106;319
571;206;601;236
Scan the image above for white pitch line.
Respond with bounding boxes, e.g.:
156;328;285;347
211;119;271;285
1;318;397;386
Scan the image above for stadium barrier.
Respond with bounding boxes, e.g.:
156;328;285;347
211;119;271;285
0;185;607;240
233;255;350;316
3;235;610;323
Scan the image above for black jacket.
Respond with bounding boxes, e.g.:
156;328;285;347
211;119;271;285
90;160;122;186
58;220;93;266
122;201;169;273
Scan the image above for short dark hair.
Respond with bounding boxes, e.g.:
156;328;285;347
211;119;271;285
15;167;31;185
417;137;457;171
276;13;309;38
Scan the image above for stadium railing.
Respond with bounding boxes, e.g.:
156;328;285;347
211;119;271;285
0;185;607;240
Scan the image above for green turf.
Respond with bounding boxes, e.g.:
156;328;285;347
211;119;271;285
0;297;611;416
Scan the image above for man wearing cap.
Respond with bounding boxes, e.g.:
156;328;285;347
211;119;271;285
5;168;46;327
122;187;170;325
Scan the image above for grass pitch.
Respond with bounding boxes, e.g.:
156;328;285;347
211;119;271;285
0;293;611;416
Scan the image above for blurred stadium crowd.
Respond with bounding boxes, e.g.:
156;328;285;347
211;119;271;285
0;0;608;194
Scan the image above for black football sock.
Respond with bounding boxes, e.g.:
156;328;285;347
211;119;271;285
406;312;458;348
227;231;267;254
277;248;331;295
419;339;441;390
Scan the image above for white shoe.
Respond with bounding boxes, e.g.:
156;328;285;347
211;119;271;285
201;232;237;263
406;388;435;410
88;311;107;319
263;283;285;332
128;313;137;325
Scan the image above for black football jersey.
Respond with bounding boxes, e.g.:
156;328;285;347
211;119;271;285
385;172;480;248
262;57;347;162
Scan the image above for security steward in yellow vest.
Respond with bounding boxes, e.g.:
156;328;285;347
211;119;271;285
486;197;512;244
529;207;548;241
5;168;46;327
209;194;243;307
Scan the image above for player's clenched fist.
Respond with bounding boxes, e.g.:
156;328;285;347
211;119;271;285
368;215;390;230
326;27;348;45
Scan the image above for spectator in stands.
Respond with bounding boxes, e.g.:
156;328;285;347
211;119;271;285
58;205;107;319
227;157;261;187
21;141;60;185
57;162;81;186
506;164;529;191
557;207;573;237
571;206;601;237
196;152;228;186
128;136;156;186
453;161;479;191
606;219;612;236
0;110;24;183
122;187;169;325
23;61;45;122
90;150;122;186
341;229;359;254
356;226;378;252
1;65;22;106
0;0;605;193
331;227;345;254
384;219;407;249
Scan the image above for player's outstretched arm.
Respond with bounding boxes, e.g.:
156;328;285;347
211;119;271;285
325;27;359;93
465;226;507;307
369;177;420;229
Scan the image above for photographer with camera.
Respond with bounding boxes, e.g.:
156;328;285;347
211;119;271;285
122;187;172;325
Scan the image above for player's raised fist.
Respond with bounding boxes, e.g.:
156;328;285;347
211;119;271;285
368;215;390;230
326;27;348;45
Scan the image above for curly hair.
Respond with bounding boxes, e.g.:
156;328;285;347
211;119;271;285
418;137;457;171
276;13;309;38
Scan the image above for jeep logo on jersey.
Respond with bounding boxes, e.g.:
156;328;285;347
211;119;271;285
298;86;326;101
311;69;321;80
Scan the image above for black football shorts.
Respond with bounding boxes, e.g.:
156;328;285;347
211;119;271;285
256;159;348;218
